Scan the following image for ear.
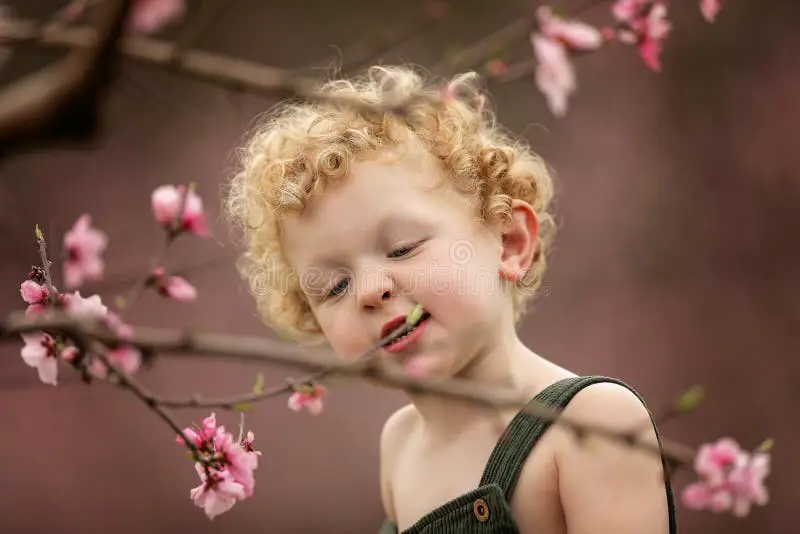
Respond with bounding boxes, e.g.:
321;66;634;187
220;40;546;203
498;200;539;282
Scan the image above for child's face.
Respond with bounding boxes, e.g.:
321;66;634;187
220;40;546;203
280;149;514;378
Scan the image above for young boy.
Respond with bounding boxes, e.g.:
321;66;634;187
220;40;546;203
225;66;676;534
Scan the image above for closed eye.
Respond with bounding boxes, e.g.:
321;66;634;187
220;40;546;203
326;278;349;298
388;241;422;259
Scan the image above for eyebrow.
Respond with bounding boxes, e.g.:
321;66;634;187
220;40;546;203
375;212;433;236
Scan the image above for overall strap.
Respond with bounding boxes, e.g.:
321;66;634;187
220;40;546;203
478;375;677;534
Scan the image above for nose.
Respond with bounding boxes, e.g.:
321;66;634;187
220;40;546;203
358;271;395;310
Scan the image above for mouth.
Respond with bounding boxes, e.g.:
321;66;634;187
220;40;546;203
380;312;431;353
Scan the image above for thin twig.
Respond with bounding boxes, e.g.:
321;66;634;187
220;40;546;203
88;342;209;472
117;186;189;316
1;311;695;467
34;226;58;299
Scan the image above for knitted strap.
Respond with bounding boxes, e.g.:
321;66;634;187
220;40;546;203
478;376;677;534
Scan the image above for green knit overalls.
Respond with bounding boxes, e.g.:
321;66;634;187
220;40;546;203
379;376;678;534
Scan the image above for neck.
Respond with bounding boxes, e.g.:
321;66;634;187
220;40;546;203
407;323;547;438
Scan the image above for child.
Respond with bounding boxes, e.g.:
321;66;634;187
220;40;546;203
225;65;677;534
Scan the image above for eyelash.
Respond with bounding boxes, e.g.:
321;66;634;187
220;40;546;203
323;241;423;299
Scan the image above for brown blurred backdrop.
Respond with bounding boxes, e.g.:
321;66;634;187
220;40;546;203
0;1;797;533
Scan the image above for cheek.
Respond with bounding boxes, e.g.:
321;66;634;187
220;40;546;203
407;241;502;318
314;305;365;362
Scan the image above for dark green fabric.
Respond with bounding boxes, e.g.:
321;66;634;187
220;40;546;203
379;376;678;534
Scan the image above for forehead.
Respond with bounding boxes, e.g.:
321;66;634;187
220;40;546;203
280;153;475;266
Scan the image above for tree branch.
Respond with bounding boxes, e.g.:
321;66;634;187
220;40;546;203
0;0;135;156
0;17;438;113
2;310;695;467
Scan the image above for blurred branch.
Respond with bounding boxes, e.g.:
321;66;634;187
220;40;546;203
2;310;695;468
0;16;440;122
316;3;448;75
170;0;235;56
0;0;135;157
432;15;533;75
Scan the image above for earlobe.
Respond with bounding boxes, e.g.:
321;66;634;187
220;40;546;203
498;200;539;282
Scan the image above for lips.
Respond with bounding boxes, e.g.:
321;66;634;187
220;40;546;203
379;311;431;354
381;316;408;339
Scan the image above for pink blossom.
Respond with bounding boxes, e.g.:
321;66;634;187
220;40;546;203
63;214;108;289
609;0;671;72
58;0;186;34
700;0;723;22
105;311;135;339
129;0;187;34
531;34;575;117
288;383;328;415
681;437;771;517
149;267;198;302
611;0;649;23
637;3;671;71
80;310;142;378
151;185;210;237
536;6;604;51
178;415;261;519
20;332;60;385
20;280;49;317
20;280;48;304
88;345;143;379
214;430;260;498
177;413;220;448
63;292;108;321
694;437;741;485
189;464;246;520
110;345;141;375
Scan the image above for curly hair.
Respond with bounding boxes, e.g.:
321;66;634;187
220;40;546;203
224;65;556;344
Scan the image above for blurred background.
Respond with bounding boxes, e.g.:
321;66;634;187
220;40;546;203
0;1;797;533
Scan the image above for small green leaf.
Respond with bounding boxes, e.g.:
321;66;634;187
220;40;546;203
34;224;43;241
253;372;265;394
406;304;425;326
233;402;253;412
675;386;705;412
115;295;126;309
293;383;315;395
756;438;774;453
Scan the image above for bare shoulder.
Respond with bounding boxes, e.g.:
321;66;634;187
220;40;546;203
379;404;419;522
562;380;656;432
526;380;670;534
381;403;418;454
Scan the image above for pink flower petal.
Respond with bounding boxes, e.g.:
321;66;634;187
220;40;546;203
164;276;198;302
306;397;324;416
20;280;48;304
287;392;304;412
537;6;603;51
700;0;723;22
63;214;108;289
531;34;575;116
129;0;187;34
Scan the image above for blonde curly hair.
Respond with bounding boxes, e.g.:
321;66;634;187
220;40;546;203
224;65;556;344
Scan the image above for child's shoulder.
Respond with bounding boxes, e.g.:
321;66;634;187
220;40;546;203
380;403;418;453
543;377;660;464
379;404;418;523
559;378;655;427
515;378;670;533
